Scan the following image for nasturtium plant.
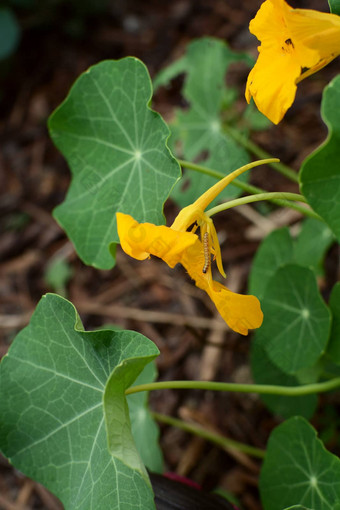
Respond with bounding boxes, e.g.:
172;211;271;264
300;75;340;242
49;58;180;269
0;294;160;510
2;1;340;507
260;417;340;510
255;264;331;375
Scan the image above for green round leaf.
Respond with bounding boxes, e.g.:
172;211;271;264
256;264;331;374
250;340;317;419
0;294;159;509
49;58;180;269
0;8;20;60
260;416;340;510
300;75;340;242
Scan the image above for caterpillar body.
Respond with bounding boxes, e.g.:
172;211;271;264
202;232;210;274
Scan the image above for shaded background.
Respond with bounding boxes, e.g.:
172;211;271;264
1;1;339;509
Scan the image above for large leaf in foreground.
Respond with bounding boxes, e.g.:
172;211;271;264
256;264;331;374
0;294;159;510
300;75;340;242
260;416;340;510
49;58;180;269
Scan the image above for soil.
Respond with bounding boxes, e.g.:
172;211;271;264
1;1;339;509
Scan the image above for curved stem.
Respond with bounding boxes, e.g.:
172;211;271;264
223;125;299;183
178;159;322;221
152;411;265;459
125;377;340;397
206;192;307;218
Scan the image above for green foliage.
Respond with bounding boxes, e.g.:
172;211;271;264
49;58;180;269
249;220;334;414
0;294;160;510
0;8;20;60
250;341;317;419
255;264;331;375
155;37;252;208
3;31;340;510
328;0;340;14
300;75;340;242
249;221;333;409
260;417;340;510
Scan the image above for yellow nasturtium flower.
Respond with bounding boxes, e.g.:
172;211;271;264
245;0;340;124
116;160;275;336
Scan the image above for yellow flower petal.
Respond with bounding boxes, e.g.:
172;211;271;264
181;241;263;335
207;282;263;336
116;212;198;267
246;0;340;123
246;46;301;124
249;0;291;49
290;8;340;59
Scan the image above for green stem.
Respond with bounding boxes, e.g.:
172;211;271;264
178;159;321;221
223;125;299;183
125;377;340;397
207;192;306;218
152;411;265;459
